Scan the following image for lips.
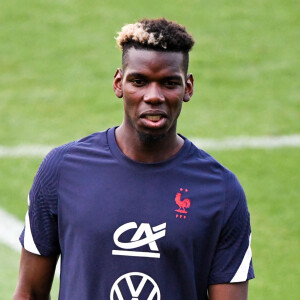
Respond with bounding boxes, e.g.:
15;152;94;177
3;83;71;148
140;111;167;128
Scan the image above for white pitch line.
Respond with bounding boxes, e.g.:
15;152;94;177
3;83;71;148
0;208;23;253
0;207;60;277
192;134;300;150
0;134;300;158
0;145;53;158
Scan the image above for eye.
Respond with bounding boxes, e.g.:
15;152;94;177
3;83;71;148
165;80;180;88
131;79;146;86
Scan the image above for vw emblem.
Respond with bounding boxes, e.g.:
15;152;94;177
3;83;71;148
110;272;161;300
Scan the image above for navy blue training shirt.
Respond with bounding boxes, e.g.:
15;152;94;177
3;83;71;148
20;127;254;299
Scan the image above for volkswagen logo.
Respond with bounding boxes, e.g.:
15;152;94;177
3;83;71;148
110;272;161;300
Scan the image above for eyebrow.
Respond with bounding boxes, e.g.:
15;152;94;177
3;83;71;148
126;72;148;79
126;73;183;81
163;75;183;81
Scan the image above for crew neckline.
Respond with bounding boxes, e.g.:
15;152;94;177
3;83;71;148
107;127;192;170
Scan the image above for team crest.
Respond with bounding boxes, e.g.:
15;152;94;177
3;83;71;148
175;188;191;220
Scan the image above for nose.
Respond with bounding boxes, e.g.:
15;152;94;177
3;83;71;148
143;83;165;104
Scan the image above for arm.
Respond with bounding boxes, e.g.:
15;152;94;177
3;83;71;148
14;248;58;300
208;281;248;300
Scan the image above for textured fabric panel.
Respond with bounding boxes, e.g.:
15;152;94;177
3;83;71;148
208;172;255;284
20;142;76;256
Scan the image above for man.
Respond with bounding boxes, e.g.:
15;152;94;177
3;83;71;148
14;18;254;299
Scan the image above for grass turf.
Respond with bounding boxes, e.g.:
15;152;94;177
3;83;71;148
0;0;299;298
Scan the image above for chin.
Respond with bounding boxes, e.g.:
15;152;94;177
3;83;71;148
137;131;166;144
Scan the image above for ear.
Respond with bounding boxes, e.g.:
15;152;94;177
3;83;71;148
113;68;123;98
183;73;194;102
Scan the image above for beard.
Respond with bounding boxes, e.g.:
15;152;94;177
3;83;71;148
137;131;166;144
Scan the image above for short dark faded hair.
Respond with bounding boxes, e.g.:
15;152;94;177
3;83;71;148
116;18;195;73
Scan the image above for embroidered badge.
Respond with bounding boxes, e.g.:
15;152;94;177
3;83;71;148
175;188;191;219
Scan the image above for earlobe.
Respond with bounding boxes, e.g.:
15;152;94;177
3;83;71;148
113;68;123;98
183;73;194;102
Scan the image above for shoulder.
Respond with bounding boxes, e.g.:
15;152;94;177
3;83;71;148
43;131;108;165
36;141;76;184
187;139;246;214
34;130;108;188
188;139;242;180
187;139;236;180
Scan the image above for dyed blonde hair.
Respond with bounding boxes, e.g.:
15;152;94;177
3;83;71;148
116;18;194;52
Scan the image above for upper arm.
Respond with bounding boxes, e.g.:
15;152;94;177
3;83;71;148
14;248;58;300
208;172;254;285
15;148;68;299
208;281;248;300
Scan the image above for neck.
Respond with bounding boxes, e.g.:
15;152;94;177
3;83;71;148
115;124;184;163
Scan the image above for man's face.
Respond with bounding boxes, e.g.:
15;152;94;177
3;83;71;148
113;48;193;141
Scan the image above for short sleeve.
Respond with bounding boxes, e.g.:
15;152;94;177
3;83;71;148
208;171;255;284
19;142;75;256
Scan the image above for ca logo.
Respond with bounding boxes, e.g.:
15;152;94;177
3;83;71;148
110;272;161;300
112;222;166;258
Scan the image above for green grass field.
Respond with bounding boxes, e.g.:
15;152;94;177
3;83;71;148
1;0;299;299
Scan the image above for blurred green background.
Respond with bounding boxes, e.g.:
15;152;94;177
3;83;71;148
0;0;299;299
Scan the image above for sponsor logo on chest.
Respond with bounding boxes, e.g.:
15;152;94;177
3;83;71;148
110;272;160;300
112;222;166;259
